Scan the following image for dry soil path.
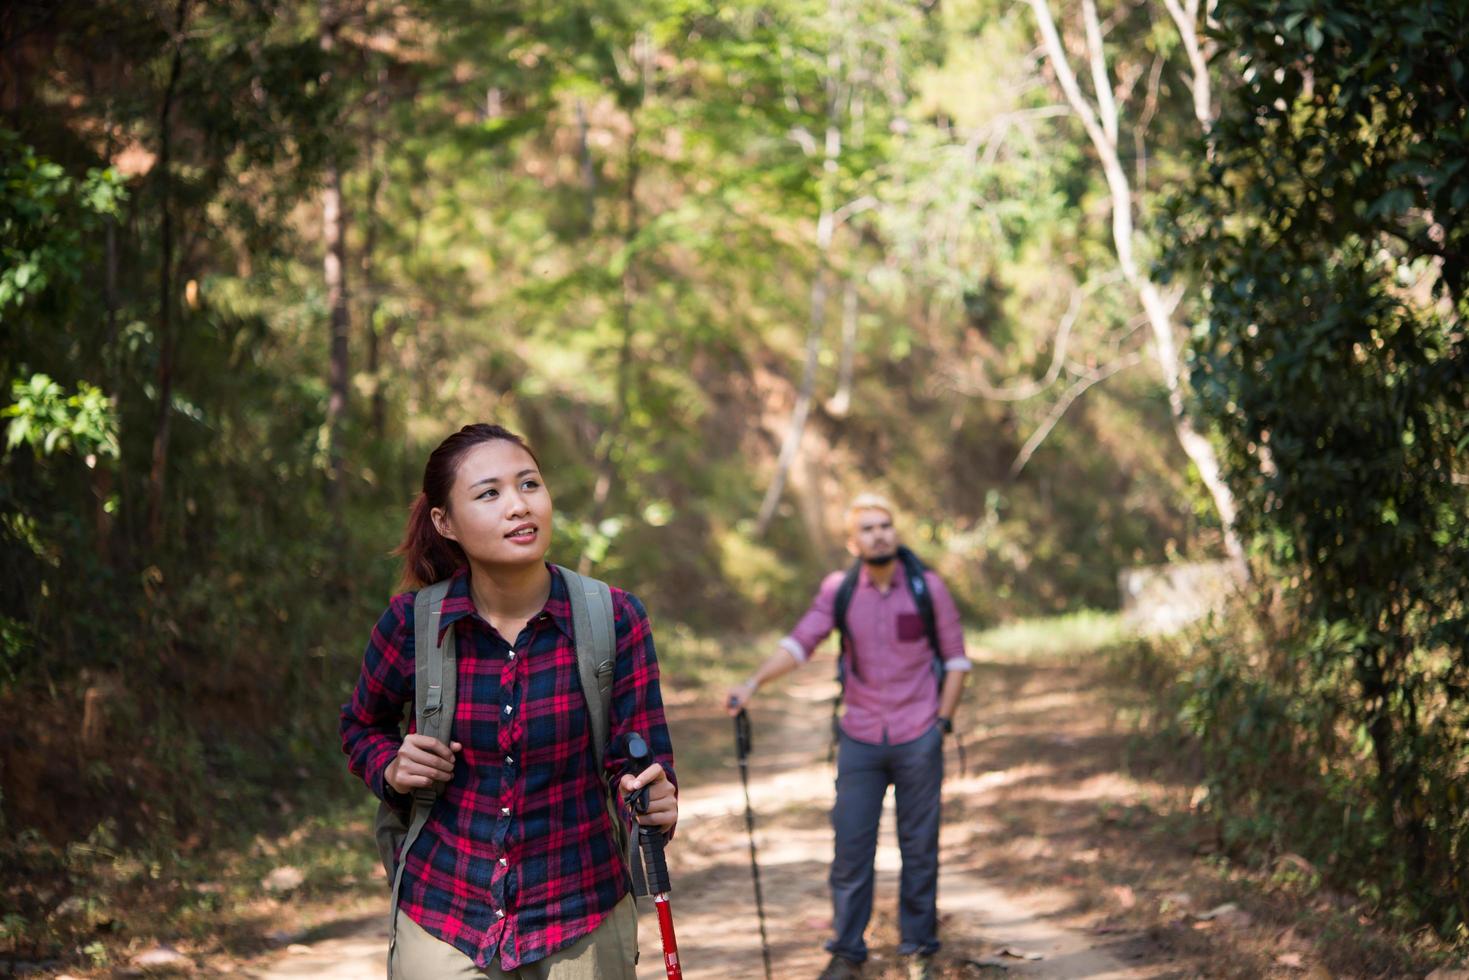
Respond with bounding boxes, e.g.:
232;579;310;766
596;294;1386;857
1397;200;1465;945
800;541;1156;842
239;649;1187;980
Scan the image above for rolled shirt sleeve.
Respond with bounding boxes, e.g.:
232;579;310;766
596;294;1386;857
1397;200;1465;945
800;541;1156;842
926;572;971;672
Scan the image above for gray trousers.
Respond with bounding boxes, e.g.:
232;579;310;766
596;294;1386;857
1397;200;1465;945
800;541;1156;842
826;723;944;963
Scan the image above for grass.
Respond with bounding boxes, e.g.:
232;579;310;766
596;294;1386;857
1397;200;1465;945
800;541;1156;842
973;609;1130;660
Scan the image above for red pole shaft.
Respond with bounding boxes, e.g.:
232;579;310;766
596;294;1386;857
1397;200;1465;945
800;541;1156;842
653;893;682;978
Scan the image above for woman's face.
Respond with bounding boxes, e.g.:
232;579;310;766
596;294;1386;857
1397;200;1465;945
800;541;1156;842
432;440;553;569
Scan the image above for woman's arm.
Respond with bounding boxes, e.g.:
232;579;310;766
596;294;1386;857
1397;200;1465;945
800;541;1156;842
339;595;416;803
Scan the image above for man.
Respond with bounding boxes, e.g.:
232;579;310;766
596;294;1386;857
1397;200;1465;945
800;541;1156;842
726;493;970;980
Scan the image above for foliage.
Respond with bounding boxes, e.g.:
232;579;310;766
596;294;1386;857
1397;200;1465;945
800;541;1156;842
0;132;126;314
3;375;120;460
1169;0;1469;934
0;0;1199;903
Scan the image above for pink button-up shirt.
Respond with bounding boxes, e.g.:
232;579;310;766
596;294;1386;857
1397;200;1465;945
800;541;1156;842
782;562;970;745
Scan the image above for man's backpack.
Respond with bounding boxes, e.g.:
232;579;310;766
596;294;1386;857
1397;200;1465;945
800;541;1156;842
832;544;943;683
827;546;946;762
373;566;624;957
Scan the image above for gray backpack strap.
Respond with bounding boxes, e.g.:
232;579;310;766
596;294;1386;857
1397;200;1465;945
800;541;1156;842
387;578;456;971
556;566;627;869
558;566;617;771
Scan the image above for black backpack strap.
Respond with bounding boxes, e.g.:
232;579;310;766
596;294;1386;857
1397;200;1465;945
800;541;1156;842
827;563;861;764
898;546;943;684
832;561;862;682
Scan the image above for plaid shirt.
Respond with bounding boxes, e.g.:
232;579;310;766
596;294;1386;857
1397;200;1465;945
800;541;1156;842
340;564;676;970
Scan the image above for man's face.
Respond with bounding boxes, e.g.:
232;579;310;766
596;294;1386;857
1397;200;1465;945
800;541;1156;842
847;508;898;564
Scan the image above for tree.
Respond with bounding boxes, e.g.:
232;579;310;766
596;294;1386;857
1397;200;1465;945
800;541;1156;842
1172;0;1469;928
1025;0;1249;581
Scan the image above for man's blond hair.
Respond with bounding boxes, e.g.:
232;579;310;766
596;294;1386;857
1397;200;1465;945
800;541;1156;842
845;492;897;534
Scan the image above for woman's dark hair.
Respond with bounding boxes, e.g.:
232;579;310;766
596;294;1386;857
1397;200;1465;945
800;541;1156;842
396;423;541;590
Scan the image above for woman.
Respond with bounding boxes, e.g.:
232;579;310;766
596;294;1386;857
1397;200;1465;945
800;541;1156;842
341;423;677;979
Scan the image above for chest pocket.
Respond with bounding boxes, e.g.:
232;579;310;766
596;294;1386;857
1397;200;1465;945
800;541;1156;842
896;612;926;643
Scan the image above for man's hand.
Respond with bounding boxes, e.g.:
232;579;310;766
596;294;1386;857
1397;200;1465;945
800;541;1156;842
724;679;757;716
619;762;677;832
385;733;463;794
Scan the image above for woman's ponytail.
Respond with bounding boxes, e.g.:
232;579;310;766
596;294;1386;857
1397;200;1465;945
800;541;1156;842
394;423;540;591
396;492;464;590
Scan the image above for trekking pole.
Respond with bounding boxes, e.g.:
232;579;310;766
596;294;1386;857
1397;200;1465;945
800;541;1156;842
732;707;775;980
622;732;683;979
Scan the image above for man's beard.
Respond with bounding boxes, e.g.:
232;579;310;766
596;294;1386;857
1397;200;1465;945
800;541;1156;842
863;550;897;567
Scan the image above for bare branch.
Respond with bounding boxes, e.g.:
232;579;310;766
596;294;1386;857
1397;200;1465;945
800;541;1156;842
1009;351;1144;478
952;273;1122;401
1162;0;1214;133
1028;0;1139;277
831;194;878;227
788;126;819;157
1082;0;1119;147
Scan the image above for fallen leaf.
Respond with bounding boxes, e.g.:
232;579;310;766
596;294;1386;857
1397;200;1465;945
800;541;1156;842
262;865;305;894
132;944;192;968
1276;952;1304;969
995;946;1043;960
1425;969;1469;980
1112;884;1136;908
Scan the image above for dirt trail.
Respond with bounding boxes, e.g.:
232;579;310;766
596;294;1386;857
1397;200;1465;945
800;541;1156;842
237;647;1197;979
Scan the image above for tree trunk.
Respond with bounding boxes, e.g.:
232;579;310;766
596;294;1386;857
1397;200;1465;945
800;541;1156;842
579;34;651;574
363;67;386;441
754;9;843;539
145;0;188;554
825;275;858;418
320;5;350;524
323;162;350;515
1028;0;1248;582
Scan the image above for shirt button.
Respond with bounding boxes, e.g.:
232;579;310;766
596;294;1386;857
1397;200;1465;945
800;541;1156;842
508;651;516;660
496;909;505;918
501;806;510;816
505;755;514;764
504;704;513;715
498;857;507;866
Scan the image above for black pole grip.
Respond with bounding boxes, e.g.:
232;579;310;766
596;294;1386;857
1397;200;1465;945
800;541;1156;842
622;731;652;813
734;709;752;762
638;825;672;894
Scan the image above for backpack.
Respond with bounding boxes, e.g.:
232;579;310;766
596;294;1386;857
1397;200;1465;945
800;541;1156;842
373;565;624;959
827;546;944;758
832;544;943;683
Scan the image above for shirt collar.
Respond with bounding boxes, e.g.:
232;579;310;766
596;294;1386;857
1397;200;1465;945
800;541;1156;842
858;558;907;593
434;563;573;643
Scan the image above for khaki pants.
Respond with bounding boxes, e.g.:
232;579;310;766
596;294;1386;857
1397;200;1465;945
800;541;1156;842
390;896;638;980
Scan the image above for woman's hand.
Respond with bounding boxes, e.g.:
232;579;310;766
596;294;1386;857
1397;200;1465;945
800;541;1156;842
619;762;677;832
385;734;463;794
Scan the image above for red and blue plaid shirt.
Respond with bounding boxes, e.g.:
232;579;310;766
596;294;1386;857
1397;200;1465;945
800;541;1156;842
340;564;676;970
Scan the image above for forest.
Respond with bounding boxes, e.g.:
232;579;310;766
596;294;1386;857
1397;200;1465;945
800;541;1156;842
2;0;1466;976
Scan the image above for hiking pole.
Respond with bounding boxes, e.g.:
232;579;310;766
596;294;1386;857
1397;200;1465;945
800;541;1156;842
622;732;683;979
732;707;775;980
